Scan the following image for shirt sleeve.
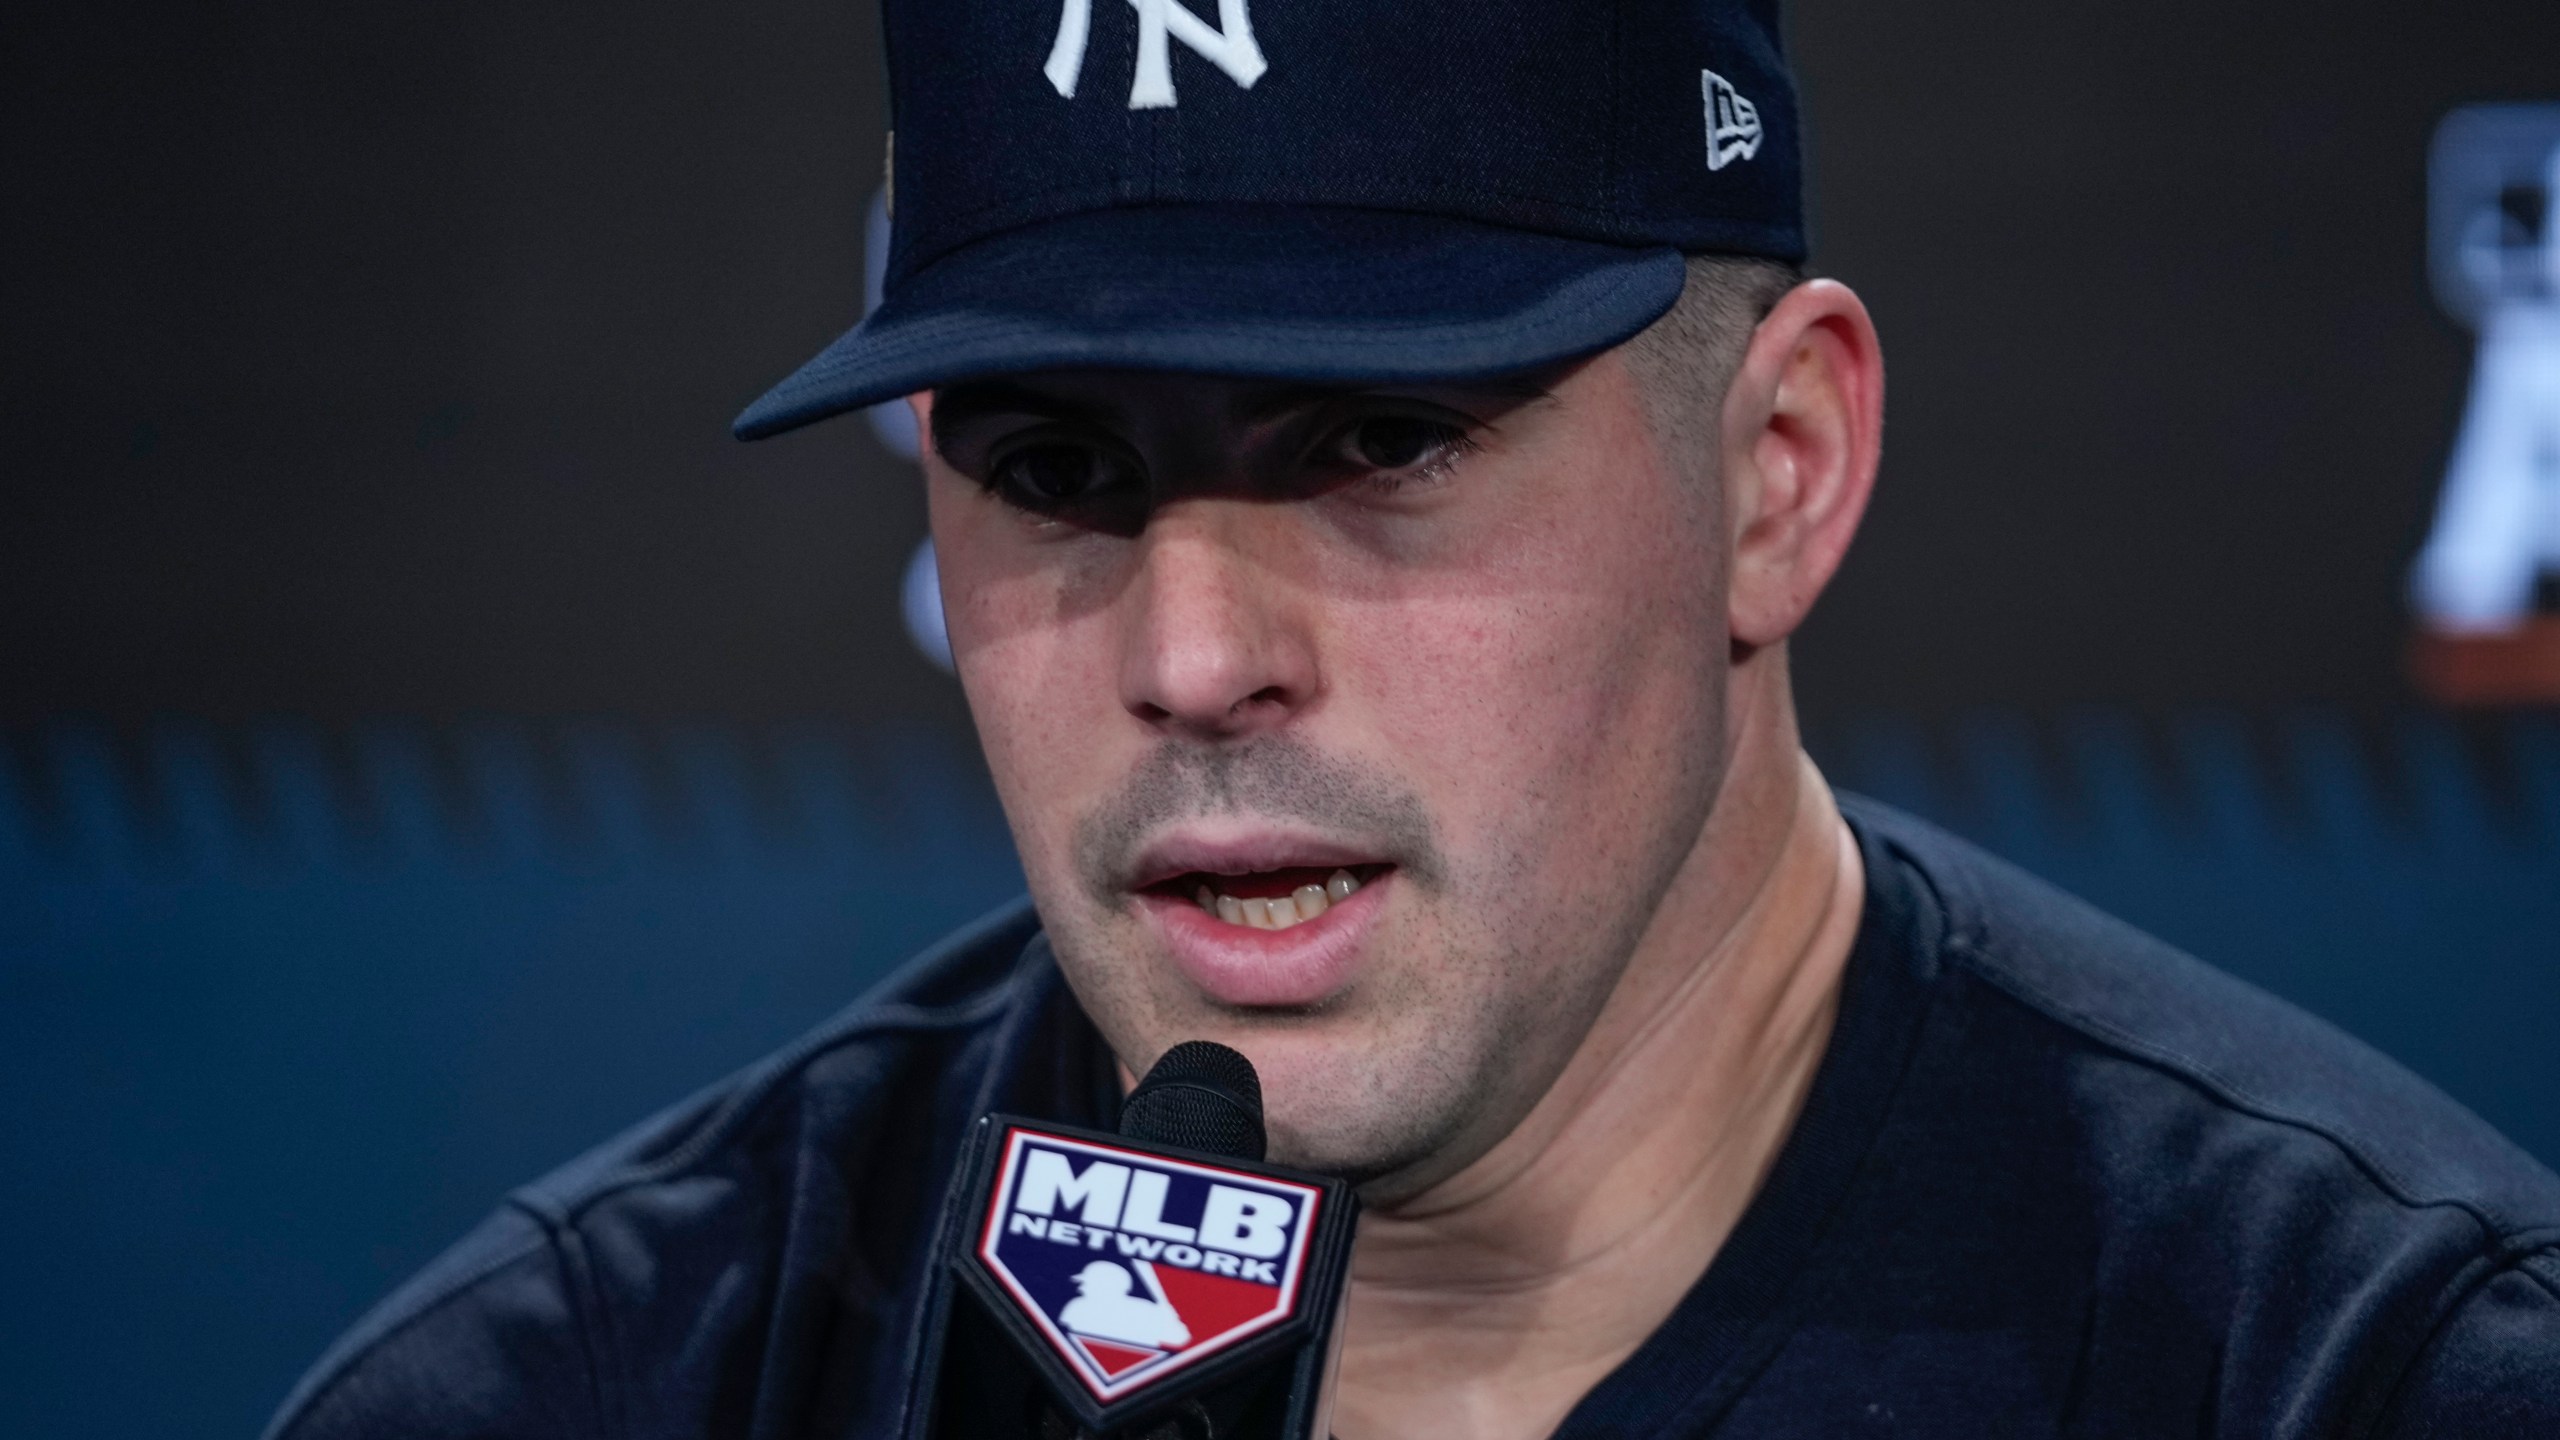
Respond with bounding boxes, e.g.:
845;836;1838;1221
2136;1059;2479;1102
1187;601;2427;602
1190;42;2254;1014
2371;1250;2560;1438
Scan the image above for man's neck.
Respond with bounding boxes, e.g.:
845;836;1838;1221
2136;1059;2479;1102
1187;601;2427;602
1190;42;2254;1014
1330;726;1864;1440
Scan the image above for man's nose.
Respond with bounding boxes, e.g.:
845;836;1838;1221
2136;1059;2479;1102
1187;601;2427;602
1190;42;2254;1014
1116;506;1318;740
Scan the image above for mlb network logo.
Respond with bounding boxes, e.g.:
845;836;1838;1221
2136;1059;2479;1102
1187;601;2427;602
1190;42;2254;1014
976;1126;1324;1400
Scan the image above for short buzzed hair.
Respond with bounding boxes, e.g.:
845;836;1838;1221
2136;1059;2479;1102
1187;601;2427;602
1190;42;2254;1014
1619;254;1803;484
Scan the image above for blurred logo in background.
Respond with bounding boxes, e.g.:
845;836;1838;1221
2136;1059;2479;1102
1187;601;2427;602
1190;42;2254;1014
2412;105;2560;705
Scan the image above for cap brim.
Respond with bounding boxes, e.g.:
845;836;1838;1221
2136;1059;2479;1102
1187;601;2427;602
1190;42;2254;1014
732;204;1686;441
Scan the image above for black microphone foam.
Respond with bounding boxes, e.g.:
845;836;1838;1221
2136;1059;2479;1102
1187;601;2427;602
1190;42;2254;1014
1119;1040;1266;1162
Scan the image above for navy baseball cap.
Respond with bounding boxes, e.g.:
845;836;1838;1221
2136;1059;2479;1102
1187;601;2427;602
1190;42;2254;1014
734;0;1804;441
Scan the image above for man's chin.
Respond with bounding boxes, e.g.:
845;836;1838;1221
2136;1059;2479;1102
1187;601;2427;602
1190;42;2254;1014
1232;1034;1484;1190
1056;927;1515;1186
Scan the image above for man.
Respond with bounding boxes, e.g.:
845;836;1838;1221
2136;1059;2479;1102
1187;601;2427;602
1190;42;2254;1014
266;1;2560;1436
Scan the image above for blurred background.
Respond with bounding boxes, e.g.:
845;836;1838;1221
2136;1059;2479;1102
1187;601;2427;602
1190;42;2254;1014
5;1;2560;1434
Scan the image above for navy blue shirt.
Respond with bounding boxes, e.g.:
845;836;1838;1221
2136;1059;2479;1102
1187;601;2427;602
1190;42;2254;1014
264;800;2560;1437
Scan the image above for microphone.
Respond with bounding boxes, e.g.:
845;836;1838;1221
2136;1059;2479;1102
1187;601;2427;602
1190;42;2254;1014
906;1041;1360;1439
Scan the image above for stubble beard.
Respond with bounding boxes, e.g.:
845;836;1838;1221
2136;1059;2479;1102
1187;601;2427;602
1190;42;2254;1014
1045;870;1633;1197
1040;733;1674;1197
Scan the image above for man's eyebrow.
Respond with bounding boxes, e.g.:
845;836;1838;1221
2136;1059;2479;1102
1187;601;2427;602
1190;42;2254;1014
927;368;1566;449
928;380;1108;437
1230;372;1562;424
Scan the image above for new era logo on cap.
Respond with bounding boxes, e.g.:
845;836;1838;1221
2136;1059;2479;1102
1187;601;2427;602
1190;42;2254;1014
976;1126;1325;1401
1703;69;1763;171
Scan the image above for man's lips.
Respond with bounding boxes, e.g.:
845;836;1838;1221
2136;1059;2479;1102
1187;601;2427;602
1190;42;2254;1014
1135;870;1391;1007
1146;862;1392;930
1122;830;1396;1006
1159;864;1346;902
1125;829;1390;893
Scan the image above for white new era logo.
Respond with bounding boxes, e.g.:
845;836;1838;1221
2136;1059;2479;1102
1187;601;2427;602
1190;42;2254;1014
1047;0;1269;110
1702;69;1763;171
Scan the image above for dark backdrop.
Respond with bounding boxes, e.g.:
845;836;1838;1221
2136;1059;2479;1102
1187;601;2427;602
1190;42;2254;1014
11;0;2560;730
7;4;2560;1438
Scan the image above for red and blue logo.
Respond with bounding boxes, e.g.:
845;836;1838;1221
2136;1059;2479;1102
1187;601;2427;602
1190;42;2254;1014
976;1126;1324;1401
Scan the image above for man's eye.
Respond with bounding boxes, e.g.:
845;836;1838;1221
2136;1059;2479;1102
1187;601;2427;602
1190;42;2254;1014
1334;415;1466;474
987;443;1137;509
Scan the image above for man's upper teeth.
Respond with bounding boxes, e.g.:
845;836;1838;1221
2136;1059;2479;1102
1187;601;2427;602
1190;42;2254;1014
1193;870;1362;930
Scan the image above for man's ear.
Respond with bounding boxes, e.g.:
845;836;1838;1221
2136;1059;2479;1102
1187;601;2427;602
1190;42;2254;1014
1719;279;1884;649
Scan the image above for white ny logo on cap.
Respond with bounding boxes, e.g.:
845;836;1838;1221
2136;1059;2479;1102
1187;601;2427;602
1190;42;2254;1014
1046;0;1269;109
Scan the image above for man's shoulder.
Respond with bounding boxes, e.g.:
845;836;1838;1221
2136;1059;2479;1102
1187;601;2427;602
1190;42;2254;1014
1846;793;2560;1240
263;897;1053;1440
1837;796;2560;1430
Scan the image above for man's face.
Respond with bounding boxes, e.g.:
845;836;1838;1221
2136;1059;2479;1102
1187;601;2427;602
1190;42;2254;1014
922;351;1735;1192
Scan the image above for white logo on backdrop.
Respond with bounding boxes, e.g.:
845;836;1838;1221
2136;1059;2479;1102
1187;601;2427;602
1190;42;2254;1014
2413;111;2560;634
1702;69;1763;171
1047;0;1269;109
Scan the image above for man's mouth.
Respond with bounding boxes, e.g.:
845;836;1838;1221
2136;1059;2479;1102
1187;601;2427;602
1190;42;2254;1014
1146;864;1391;932
1124;841;1397;1004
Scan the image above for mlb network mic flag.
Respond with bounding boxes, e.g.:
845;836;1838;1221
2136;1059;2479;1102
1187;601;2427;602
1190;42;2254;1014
928;1117;1359;1432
